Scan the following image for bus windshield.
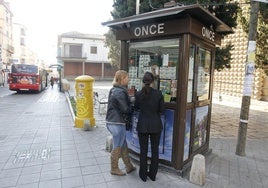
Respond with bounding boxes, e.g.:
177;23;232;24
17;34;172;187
11;64;38;74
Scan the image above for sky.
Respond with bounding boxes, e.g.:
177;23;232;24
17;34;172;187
6;0;114;65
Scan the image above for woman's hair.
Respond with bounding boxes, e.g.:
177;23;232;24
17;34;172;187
142;72;154;85
112;70;128;86
141;72;154;98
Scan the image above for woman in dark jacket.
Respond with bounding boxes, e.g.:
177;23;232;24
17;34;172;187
134;71;165;182
106;70;136;176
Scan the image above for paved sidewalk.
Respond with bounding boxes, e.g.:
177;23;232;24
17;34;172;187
70;80;268;188
0;84;195;188
0;81;267;187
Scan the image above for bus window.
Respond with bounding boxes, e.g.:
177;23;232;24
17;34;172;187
11;64;38;74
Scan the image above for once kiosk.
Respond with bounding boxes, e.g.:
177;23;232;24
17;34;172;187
103;4;232;175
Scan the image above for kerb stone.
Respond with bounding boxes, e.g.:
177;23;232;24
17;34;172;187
189;154;205;186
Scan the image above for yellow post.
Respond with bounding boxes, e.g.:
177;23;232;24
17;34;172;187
74;75;95;128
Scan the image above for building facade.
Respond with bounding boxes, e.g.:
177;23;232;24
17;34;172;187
12;23;44;67
11;23;27;64
213;2;267;101
0;0;13;70
57;31;117;80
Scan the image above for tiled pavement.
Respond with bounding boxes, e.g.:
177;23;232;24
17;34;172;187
0;81;267;187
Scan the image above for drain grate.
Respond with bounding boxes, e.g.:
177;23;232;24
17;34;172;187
13;148;51;164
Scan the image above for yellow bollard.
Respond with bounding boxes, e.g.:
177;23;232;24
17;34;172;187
74;75;95;128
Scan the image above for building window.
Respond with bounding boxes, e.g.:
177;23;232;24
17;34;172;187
6;10;9;24
20;38;25;46
70;45;82;58
21;28;25;36
90;46;97;54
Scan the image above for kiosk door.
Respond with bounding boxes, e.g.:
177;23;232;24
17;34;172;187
184;41;213;162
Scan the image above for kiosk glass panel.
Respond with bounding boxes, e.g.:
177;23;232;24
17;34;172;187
128;39;179;103
197;48;211;101
183;109;192;161
187;44;195;103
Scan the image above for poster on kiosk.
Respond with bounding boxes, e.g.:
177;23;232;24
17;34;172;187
126;109;174;161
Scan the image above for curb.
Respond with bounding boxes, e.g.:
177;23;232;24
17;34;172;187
65;91;76;124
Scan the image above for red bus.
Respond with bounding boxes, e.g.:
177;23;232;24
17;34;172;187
8;64;48;92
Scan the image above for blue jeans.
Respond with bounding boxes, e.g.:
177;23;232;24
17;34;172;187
107;123;127;149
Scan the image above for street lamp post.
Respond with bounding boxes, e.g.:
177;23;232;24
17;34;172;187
236;1;259;156
57;66;62;92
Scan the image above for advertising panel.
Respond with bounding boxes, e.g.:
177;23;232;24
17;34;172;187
126;109;174;161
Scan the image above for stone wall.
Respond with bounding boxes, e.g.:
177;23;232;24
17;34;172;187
213;3;265;100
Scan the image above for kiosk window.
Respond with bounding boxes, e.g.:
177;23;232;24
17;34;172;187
128;39;179;103
197;48;211;101
187;45;195;103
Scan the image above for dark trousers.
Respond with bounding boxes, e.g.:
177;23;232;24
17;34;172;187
138;132;161;180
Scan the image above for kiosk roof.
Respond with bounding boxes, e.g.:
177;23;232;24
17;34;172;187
102;4;232;34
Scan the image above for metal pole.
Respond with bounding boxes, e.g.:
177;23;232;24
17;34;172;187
102;61;104;80
236;1;259;156
136;0;140;14
59;68;62;92
82;61;85;75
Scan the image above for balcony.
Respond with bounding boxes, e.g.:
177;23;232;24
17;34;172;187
56;54;87;62
7;45;14;54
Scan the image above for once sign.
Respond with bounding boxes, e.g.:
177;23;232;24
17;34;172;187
134;23;165;37
201;27;215;42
